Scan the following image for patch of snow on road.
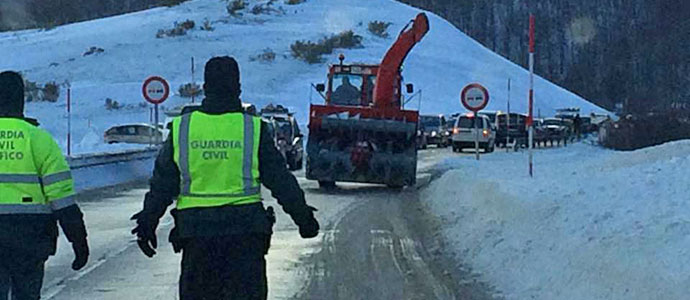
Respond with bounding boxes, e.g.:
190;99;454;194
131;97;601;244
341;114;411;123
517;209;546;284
424;141;690;300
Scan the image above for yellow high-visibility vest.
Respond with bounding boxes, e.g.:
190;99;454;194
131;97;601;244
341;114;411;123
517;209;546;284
172;112;261;210
0;119;76;214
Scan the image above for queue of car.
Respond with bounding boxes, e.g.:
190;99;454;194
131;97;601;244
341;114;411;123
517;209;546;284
102;102;598;162
420;108;602;154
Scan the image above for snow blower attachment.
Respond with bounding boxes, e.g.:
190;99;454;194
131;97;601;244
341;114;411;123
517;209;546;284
306;13;429;187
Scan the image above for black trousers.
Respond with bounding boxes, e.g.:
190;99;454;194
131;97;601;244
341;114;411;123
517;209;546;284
0;250;46;300
179;234;270;300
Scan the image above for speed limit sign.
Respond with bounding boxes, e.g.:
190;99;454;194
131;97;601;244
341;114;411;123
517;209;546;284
142;76;170;105
460;83;489;112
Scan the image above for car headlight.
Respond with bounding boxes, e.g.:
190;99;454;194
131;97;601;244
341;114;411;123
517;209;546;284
431;131;437;137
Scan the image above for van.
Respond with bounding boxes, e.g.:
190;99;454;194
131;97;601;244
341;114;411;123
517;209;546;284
451;114;495;153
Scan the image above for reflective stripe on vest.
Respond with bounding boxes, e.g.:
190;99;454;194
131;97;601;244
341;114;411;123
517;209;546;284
0;119;76;214
0;196;75;215
174;112;261;210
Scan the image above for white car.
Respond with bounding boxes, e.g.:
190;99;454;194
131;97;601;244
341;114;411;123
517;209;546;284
104;123;167;144
451;114;496;153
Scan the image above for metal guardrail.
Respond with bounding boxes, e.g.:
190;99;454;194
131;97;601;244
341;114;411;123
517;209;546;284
67;147;160;170
67;147;161;192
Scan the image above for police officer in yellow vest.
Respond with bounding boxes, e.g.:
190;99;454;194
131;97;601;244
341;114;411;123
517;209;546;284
131;57;319;300
0;71;89;300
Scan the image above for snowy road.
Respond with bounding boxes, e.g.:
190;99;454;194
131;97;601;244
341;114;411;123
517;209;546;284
39;147;488;300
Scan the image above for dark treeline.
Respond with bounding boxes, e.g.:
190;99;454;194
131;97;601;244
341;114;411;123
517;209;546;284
399;0;690;113
0;0;185;31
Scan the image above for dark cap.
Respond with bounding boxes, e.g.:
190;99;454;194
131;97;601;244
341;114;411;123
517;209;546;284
203;56;241;98
0;71;25;117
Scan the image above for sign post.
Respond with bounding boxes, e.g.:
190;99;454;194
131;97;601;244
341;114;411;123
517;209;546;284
460;83;490;160
142;76;170;144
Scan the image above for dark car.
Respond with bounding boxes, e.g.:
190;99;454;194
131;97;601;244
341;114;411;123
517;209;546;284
542;118;572;146
261;105;304;171
420;114;450;148
495;112;528;148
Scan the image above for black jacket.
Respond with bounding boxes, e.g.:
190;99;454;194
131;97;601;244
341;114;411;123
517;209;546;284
0;118;87;259
137;98;313;239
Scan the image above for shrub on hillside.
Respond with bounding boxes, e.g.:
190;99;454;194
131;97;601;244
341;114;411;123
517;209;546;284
24;80;59;102
291;30;362;63
42;82;60;102
83;46;105;56
178;83;203;98
24;80;41;102
156;19;195;38
105;98;122;110
227;0;247;16
290;41;326;64
368;21;392;38
285;0;305;4
250;48;277;63
251;1;284;15
200;19;215;31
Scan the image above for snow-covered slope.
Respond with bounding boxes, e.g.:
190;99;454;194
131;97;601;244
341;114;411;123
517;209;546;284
0;0;607;154
425;141;690;300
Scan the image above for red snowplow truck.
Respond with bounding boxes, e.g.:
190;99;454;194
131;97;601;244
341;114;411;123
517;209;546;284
306;13;429;188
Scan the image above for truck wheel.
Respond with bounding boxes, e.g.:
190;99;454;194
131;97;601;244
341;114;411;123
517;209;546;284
318;181;336;189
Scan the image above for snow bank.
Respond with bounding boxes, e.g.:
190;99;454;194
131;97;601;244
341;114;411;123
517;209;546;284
424;141;690;300
0;0;606;155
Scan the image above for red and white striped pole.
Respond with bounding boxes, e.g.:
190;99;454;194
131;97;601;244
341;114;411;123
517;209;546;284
67;87;71;157
191;57;196;103
528;14;535;177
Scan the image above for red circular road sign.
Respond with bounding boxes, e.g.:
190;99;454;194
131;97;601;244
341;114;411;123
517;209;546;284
142;76;170;105
460;83;489;112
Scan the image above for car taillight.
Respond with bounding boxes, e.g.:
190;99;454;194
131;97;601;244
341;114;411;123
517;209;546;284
453;127;459;134
483;129;489;137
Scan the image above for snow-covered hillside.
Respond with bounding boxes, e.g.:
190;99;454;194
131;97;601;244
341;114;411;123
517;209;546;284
425;141;690;300
0;0;607;154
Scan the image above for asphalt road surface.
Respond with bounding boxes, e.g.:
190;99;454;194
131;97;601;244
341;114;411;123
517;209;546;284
39;147;495;300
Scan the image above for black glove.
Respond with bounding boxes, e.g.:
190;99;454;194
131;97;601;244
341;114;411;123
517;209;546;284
298;206;320;239
131;212;159;258
71;240;89;271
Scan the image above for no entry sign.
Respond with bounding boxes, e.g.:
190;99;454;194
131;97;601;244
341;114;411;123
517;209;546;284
142;76;170;105
460;83;489;112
